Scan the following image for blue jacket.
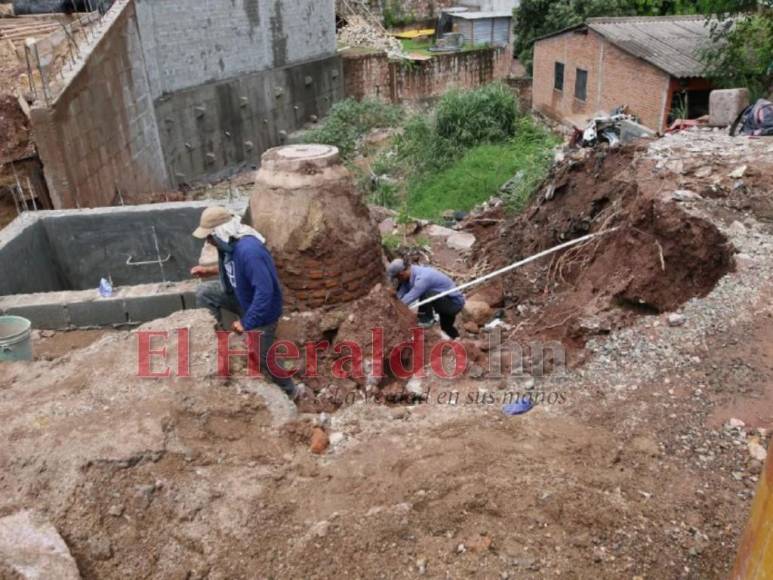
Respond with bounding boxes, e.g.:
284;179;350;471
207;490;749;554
397;265;465;308
219;236;283;330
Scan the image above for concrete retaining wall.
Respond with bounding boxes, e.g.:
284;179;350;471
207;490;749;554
157;55;343;188
29;0;344;208
135;0;337;99
31;0;169;209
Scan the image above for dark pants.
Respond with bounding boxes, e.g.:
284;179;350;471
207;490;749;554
418;293;464;339
196;280;297;398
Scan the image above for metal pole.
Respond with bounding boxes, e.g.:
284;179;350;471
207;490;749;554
412;228;620;309
32;44;50;107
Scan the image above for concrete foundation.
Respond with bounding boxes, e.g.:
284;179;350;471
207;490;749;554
0;202;235;329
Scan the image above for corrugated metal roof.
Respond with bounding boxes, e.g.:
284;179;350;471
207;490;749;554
453;11;512;20
587;16;713;78
533;16;720;78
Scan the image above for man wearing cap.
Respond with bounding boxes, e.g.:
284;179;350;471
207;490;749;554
191;206;299;400
387;259;465;339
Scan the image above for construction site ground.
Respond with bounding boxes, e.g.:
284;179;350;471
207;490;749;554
1;128;772;578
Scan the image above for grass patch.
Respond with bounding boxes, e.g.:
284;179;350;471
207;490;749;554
400;37;433;56
406;118;559;219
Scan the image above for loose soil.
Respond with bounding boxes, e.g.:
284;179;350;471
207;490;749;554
0;129;770;579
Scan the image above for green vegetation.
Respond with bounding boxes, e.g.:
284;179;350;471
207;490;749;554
383;0;417;28
303;84;559;221
399;37;432;56
300;98;403;157
699;1;772;99
406;118;558;218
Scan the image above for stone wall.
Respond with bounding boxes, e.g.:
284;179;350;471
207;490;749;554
341;45;513;103
30;0;168;209
532;28;671;131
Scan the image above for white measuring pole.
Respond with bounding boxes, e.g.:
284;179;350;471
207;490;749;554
412;228;619;309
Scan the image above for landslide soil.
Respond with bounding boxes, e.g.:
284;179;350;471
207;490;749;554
0;130;771;579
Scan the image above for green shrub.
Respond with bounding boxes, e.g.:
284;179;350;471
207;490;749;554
301;99;404;158
406;117;559;219
435;83;520;148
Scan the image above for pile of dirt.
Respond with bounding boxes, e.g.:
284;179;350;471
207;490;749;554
0;94;32;164
471;142;736;350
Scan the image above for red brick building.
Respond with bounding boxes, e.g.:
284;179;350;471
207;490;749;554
532;16;716;132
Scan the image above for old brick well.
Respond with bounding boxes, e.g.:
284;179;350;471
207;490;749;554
250;144;385;311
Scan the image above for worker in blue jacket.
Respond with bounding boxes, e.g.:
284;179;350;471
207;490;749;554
387;258;465;339
191;206;299;400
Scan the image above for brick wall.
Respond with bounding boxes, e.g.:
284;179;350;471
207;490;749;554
532;29;671;131
30;0;168;209
342;45;512;103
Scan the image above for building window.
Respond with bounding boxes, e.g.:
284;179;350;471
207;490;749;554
554;62;564;91
575;68;588;101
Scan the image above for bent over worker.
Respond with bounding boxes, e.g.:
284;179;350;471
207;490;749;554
387;258;465;339
190;206;300;400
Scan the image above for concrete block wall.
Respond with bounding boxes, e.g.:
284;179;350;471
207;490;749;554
30;0;169;209
341;45;512;103
532;29;671;131
135;0;337;99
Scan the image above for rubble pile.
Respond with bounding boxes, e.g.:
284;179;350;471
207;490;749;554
337;15;405;58
471;136;743;349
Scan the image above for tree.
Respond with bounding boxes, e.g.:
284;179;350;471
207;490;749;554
698;1;773;99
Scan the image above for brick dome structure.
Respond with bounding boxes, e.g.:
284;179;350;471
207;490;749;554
250;144;385;310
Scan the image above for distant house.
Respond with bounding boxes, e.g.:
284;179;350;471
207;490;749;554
456;0;520;11
451;11;512;47
532;16;717;132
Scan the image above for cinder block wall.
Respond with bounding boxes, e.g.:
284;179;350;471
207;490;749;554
532;29;670;131
31;0;169;209
342;45;512;103
135;0;337;99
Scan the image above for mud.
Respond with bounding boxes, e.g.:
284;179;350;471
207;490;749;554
472;144;736;350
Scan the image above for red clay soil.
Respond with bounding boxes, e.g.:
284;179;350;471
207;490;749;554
471;144;735;351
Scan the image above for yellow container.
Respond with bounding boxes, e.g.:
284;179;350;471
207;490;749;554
732;444;773;579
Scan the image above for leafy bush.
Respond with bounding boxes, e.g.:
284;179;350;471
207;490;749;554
301;99;403;158
435;83;520;148
406;117;559;219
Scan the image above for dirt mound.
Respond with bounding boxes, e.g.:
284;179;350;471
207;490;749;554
472;144;735;348
0;94;32;164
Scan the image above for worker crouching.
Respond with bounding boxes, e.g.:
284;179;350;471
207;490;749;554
387;258;465;339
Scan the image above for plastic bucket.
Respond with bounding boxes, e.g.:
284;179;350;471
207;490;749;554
0;316;33;362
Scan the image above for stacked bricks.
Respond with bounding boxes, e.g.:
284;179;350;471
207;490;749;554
250;144;385;310
342;45;513;103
